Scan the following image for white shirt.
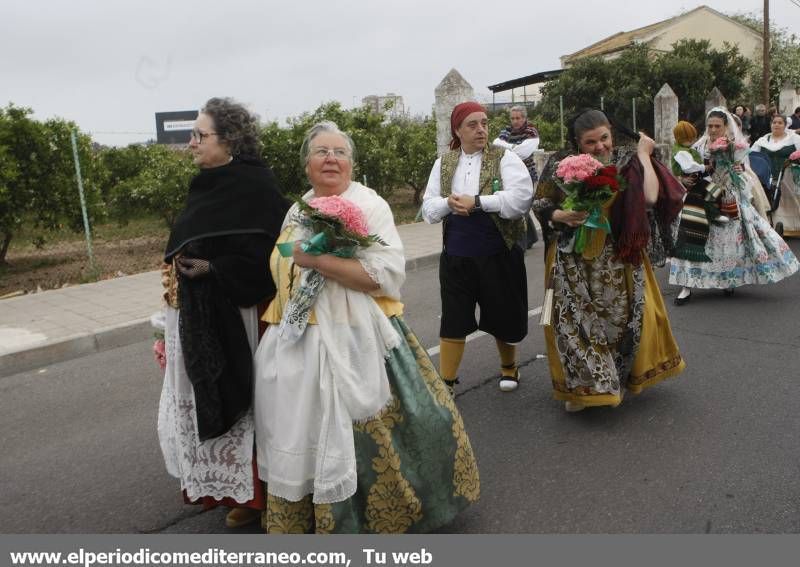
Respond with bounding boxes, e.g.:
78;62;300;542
421;148;533;224
491;136;539;160
751;132;800;153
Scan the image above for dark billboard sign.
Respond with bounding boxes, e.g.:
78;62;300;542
155;110;198;144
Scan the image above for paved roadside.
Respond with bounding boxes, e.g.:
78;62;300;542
0;221;444;377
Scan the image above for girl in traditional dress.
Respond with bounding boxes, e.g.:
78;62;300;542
669;107;799;303
533;109;686;412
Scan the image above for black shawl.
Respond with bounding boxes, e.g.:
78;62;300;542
166;157;289;441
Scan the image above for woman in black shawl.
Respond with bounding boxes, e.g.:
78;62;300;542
156;97;288;529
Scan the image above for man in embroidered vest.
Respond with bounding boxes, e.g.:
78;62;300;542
422;101;533;395
492;105;540;249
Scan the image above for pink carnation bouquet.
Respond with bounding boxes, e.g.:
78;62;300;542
276;194;387;341
555;153;604;184
708;136;750;218
708;136;749;169
553;154;623;254
153;339;166;371
278;195;385;258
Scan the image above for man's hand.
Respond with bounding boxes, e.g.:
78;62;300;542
448;194;477;216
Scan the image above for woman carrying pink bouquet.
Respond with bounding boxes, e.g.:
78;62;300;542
533;109;686;412
252;121;479;533
669;107;799;303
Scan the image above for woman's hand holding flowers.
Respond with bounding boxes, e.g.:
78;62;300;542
552;209;590;227
292;241;320;269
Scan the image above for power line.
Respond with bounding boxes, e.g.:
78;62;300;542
89;131;156;135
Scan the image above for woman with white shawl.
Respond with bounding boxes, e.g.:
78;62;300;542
751;114;800;236
669;107;799;303
253;121;479;533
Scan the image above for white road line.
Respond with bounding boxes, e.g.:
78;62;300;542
425;307;543;357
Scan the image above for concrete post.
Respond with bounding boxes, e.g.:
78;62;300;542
779;81;800;116
434;68;475;157
654;83;679;146
705;87;727;116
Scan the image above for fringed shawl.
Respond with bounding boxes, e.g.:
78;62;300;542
535;147;684;265
611;148;685;265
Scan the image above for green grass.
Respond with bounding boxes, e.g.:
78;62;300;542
386;185;422;225
8;187;421;258
9;215;169;254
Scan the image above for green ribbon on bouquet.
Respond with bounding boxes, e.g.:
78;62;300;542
277;232;356;259
573;207;611;254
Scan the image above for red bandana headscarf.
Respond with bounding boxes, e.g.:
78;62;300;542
449;101;486;150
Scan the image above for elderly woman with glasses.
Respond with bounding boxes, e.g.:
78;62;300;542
157;97;289;529
252;120;479;533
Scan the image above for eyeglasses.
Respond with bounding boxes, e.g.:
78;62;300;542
190;129;219;143
310;146;351;160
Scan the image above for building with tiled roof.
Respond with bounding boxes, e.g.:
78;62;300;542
560;5;762;68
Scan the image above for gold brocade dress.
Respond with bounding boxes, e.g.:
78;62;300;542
535;153;685;408
255;227;480;533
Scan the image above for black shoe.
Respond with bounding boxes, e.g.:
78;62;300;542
442;377;459;398
674;291;692;305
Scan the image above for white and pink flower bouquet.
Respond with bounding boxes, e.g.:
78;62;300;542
708;136;749;218
286;195;386;256
708;136;749;170
277;195;386;341
553;154;622;253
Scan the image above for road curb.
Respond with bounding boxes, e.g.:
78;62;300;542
404;251;439;273
1;253;442;377
1;319;153;377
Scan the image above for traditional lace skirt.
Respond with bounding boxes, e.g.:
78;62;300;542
157;306;259;504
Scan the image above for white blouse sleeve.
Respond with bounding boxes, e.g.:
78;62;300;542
356;197;406;299
421;157;451;224
510;137;539;160
478;150;534;220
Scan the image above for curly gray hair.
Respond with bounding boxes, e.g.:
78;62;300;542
200;97;261;158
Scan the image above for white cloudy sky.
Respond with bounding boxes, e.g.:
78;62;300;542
2;0;798;146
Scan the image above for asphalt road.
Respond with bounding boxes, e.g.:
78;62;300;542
2;239;799;534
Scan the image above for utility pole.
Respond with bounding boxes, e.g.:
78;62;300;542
763;0;770;105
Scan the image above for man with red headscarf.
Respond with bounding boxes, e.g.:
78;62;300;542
422;101;533;395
